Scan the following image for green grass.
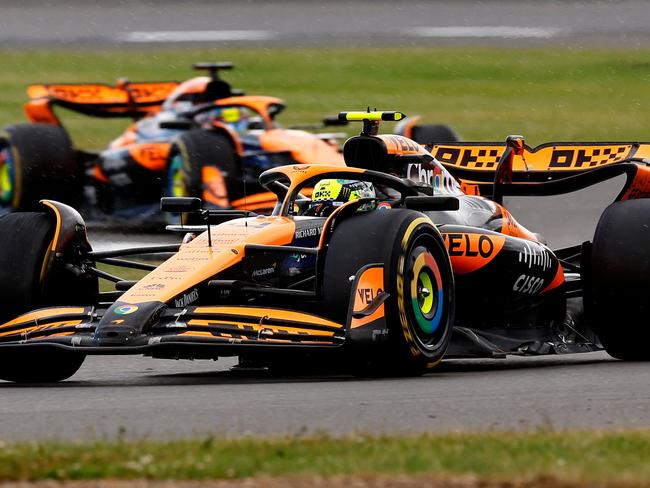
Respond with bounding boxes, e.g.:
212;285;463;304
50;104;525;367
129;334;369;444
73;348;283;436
1;431;650;483
2;47;650;148
97;263;155;292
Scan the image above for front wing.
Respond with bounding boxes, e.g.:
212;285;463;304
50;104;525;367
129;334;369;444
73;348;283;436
0;305;346;356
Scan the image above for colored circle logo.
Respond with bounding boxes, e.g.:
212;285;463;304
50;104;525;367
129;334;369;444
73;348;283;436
410;251;443;334
115;305;139;315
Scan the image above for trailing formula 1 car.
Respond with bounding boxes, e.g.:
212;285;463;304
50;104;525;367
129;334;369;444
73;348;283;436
0;62;345;223
1;111;649;383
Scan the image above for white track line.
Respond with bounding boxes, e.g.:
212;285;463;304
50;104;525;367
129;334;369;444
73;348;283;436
404;26;561;39
118;30;276;43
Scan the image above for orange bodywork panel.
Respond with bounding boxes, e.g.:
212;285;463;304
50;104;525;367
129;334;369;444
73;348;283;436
351;266;386;329
442;232;506;274
194;306;342;330
119;216;296;305
185;306;343;343
215;95;284;126
201;166;229;207
230;192;278;212
0;307;86;336
542;265;566;294
23;98;60;124
259;129;344;166
460;182;481;195
93;165;110;183
621;164;650;200
0;320;82;339
127;142;171;172
496;205;539;241
378;134;431;156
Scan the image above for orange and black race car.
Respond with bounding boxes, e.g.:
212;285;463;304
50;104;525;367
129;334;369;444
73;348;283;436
1;111;649;382
0;62;345;224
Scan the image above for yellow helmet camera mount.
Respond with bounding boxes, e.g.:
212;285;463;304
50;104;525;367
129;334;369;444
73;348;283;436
338;110;406;136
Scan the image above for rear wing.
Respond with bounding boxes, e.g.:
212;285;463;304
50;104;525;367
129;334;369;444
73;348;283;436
24;81;179;123
429;141;650;178
427;140;650;203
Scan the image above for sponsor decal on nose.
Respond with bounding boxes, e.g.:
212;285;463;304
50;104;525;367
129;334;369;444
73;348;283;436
115;305;139;315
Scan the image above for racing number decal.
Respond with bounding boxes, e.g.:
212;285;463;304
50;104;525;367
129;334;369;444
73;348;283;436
442;232;506;274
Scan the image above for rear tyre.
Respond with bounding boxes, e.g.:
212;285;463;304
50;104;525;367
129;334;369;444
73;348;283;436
322;209;454;375
0;124;79;210
410;124;460;145
0;212;87;382
588;200;650;360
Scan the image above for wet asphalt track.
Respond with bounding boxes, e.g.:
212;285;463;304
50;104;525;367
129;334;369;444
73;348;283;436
2;1;650;48
2;352;650;441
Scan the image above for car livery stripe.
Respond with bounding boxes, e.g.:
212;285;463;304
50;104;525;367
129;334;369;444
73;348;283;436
541;265;565;294
0;307;87;331
191;306;342;329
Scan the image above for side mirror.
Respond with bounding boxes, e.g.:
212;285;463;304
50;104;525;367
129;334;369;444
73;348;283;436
323;115;348;127
404;196;460;211
159;119;193;130
160;197;203;213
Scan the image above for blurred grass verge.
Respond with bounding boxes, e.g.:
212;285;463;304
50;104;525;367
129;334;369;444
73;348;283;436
1;47;649;148
1;431;650;484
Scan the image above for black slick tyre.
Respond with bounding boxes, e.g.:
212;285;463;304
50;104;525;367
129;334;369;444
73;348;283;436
1;123;79;210
0;212;87;382
410;124;460;145
322;209;454;375
0;348;85;383
588;199;650;360
165;130;242;204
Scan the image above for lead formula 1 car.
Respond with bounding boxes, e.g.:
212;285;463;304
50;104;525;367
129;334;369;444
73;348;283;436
0;111;649;382
0;62;345;224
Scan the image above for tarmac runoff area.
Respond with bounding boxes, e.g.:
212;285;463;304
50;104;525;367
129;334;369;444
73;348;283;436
2;1;650;48
1;351;650;442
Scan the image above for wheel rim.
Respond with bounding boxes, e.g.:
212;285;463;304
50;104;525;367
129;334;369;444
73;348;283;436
407;245;446;350
167;152;186;198
0;145;14;205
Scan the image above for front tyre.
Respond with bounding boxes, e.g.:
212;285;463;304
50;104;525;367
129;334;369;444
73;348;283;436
322;209;454;375
0;348;85;383
0;211;90;382
164;130;241;204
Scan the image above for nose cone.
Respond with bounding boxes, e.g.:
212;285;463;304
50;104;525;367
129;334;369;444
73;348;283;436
94;301;165;346
93;325;139;345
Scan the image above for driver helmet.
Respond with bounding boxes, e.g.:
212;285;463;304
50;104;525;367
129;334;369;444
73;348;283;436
308;179;375;217
213;106;248;133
